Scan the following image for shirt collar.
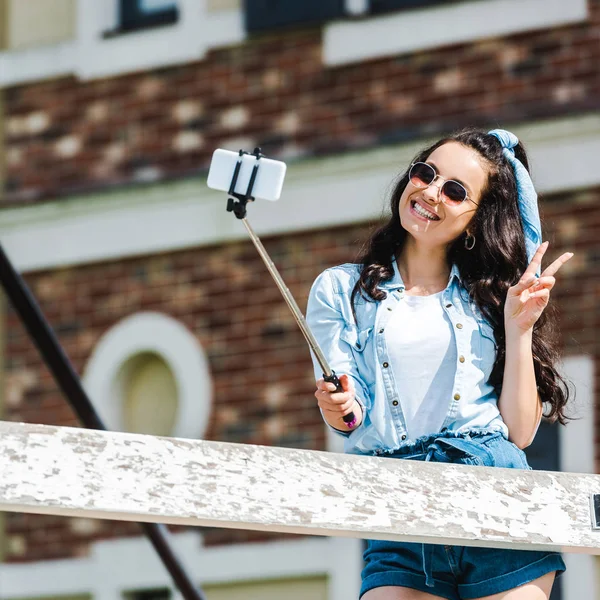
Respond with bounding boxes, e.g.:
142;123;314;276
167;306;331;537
378;258;462;291
448;263;461;286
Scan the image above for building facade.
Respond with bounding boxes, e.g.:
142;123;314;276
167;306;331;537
0;0;598;598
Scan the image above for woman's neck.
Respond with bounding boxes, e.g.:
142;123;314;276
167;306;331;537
396;241;450;296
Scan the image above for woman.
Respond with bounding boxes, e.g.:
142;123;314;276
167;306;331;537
306;128;573;600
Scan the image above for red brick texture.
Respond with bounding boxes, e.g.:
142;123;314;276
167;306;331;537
3;2;600;205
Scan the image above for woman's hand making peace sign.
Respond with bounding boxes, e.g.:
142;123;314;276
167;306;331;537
504;241;573;332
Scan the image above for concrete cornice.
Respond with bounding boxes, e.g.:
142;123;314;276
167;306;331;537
2;114;600;273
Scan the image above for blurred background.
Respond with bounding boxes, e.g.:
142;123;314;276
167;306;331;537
0;0;598;598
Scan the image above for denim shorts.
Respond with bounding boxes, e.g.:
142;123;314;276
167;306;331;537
361;430;566;600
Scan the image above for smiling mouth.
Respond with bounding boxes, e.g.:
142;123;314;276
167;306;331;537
411;200;440;221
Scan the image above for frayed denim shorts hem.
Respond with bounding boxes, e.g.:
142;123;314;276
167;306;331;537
360;430;566;598
360;548;565;600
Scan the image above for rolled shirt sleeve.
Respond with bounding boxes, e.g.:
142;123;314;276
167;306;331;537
306;269;369;437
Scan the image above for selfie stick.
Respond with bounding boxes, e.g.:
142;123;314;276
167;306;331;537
225;148;357;428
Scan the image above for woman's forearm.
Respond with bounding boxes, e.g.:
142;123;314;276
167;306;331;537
497;328;543;449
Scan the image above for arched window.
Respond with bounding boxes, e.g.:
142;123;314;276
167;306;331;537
118;352;178;436
83;312;212;439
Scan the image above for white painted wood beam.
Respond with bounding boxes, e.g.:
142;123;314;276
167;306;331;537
1;421;600;553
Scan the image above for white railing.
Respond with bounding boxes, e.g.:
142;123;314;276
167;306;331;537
1;420;600;553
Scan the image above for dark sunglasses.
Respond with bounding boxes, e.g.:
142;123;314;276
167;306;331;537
408;162;477;206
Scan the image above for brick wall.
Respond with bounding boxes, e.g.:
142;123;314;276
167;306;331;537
3;185;598;561
3;1;600;205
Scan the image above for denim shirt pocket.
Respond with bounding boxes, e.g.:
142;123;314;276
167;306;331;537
475;319;497;379
340;324;373;353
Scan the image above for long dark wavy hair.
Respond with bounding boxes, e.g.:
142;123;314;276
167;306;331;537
351;128;569;424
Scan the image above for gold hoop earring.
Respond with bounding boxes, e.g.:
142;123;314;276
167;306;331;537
465;233;476;251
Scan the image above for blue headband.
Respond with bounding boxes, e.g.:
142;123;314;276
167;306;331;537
488;128;542;275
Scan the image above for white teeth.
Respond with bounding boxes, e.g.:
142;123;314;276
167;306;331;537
413;202;439;220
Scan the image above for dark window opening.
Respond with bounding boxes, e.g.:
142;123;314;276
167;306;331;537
126;589;171;600
114;0;179;34
244;0;468;34
523;419;560;472
370;0;456;15
244;0;345;34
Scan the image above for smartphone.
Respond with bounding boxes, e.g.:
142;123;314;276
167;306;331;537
207;149;287;202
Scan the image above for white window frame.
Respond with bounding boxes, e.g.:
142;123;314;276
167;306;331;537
560;356;597;600
0;0;245;86
75;0;243;80
325;0;589;66
0;533;363;600
82;312;213;439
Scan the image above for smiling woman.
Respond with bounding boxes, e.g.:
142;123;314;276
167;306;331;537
306;127;573;600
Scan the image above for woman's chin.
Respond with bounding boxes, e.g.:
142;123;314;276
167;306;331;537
400;217;431;235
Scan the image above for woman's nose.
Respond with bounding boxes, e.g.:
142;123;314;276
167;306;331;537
423;179;443;203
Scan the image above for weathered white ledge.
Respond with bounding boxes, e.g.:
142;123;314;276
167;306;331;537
1;421;599;553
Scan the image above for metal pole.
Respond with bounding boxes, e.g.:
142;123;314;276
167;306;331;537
241;218;333;376
0;244;206;600
240;218;356;426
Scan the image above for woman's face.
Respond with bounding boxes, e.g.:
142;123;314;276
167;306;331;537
399;141;489;248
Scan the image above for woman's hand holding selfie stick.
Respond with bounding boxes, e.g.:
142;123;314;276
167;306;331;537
315;374;363;432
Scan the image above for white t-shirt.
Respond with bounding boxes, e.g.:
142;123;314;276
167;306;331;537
385;291;457;440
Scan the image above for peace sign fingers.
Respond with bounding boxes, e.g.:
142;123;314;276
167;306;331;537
508;241;549;297
508;242;573;297
508;242;573;298
540;250;574;278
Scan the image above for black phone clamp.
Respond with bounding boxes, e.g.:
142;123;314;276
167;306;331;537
226;147;263;219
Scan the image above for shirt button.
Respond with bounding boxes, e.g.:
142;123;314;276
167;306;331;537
392;400;398;406
459;356;465;363
401;434;407;440
383;362;389;368
379;328;384;333
387;306;393;311
456;323;463;329
445;303;452;308
454;393;461;401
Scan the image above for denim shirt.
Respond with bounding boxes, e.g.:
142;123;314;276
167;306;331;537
306;260;508;455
